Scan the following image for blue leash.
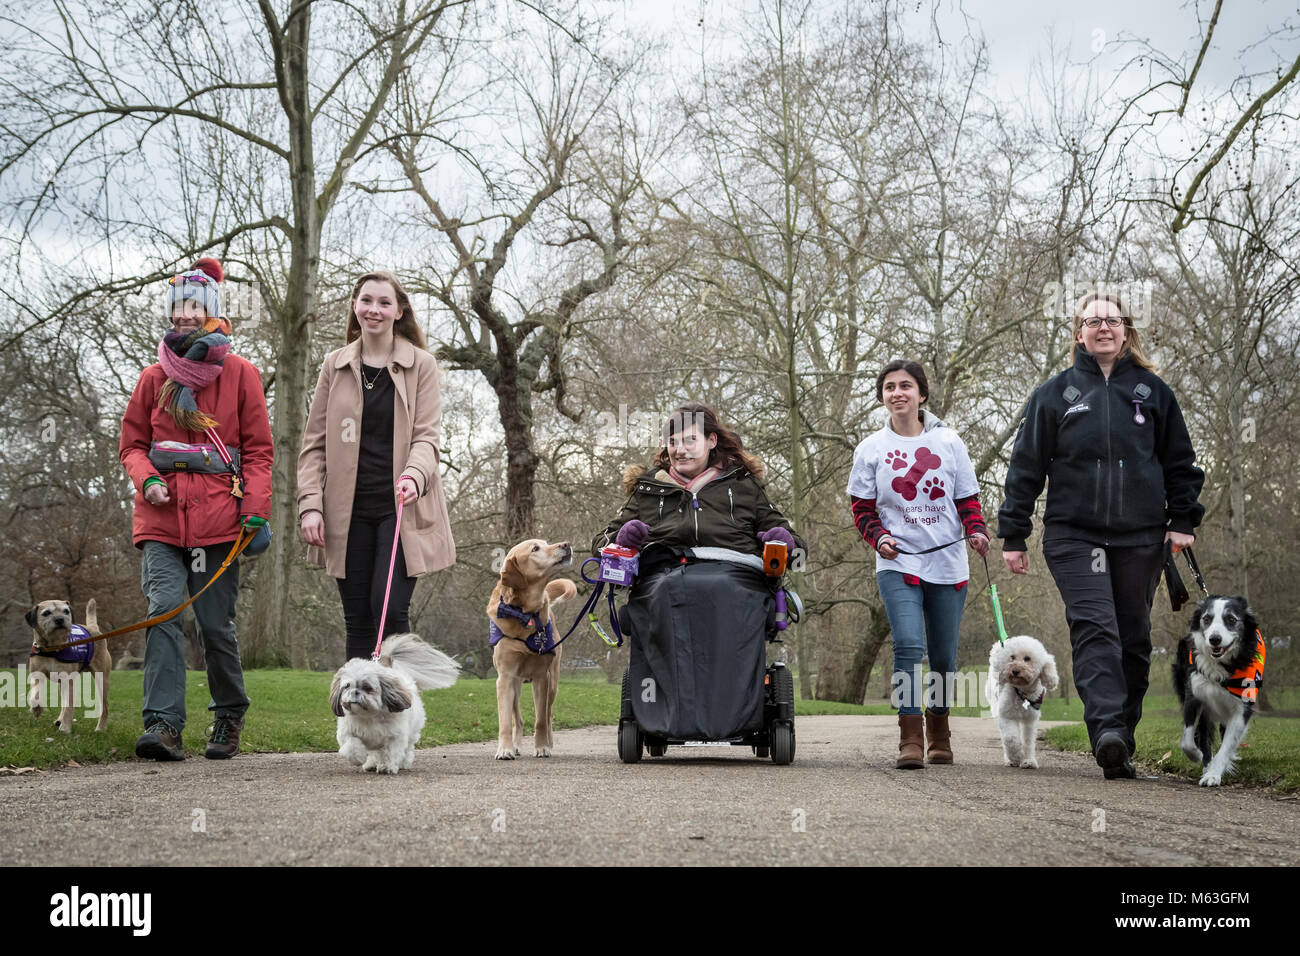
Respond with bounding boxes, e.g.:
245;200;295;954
554;557;625;649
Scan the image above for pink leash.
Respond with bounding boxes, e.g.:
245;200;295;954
371;495;405;661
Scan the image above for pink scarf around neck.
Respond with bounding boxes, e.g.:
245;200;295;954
667;465;720;492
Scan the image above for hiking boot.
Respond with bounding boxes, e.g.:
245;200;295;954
924;710;953;764
1095;732;1135;779
204;715;243;760
135;720;185;761
896;714;924;769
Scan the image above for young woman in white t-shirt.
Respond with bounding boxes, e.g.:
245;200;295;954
846;360;990;769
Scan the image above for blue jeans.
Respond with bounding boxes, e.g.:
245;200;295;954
877;571;967;715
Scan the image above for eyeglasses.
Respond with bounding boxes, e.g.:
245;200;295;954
168;274;212;286
1081;316;1125;329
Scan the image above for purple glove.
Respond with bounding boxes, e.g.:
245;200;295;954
758;527;796;552
615;519;650;551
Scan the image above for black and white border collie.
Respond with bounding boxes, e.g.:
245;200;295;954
1172;596;1263;787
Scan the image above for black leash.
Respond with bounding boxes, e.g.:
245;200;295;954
1164;541;1208;612
891;534;972;556
1181;546;1209;596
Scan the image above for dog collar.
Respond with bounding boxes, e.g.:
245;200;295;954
489;602;557;655
1015;686;1044;711
31;625;94;666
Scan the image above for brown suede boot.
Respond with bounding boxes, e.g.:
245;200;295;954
925;710;953;764
896;714;924;769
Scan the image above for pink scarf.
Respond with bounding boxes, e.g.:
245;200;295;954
667;465;720;492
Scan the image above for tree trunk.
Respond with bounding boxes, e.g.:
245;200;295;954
494;354;538;539
249;3;321;667
845;602;891;704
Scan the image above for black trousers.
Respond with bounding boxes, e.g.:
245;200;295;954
1042;537;1164;756
337;511;416;662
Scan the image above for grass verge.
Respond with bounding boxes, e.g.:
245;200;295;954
2;667;866;769
1043;695;1300;793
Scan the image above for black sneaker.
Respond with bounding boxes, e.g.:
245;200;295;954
1095;732;1134;779
135;720;185;761
204;716;243;760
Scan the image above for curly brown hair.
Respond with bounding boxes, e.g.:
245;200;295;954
651;402;765;479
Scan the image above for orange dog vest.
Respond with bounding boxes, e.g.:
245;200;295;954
1191;629;1265;703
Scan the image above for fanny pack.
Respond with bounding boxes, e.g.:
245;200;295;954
148;441;242;475
149;434;272;556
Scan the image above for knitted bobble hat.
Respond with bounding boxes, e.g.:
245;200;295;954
163;256;223;320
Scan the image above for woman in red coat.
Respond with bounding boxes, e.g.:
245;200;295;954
118;258;273;761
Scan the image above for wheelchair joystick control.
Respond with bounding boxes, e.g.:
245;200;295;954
763;540;788;577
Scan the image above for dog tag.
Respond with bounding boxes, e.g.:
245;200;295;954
1022;698;1032;710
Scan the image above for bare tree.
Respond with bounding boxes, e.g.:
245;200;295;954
376;12;658;539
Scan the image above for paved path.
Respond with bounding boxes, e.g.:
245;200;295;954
3;716;1297;866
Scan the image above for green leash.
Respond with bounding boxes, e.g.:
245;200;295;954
894;534;1009;645
980;551;1009;645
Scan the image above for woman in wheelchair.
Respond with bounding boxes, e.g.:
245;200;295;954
593;402;804;756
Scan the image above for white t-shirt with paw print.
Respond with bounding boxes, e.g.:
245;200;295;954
846;415;980;584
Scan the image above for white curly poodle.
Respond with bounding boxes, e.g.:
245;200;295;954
986;636;1059;769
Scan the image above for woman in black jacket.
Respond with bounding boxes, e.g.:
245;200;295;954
998;291;1204;779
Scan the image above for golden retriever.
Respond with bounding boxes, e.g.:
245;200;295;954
487;539;577;759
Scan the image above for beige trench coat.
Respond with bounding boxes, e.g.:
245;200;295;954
297;336;456;578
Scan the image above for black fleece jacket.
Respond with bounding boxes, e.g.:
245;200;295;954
998;350;1205;551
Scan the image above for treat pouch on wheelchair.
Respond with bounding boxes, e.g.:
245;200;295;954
624;547;772;741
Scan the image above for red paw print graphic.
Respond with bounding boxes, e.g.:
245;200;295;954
885;449;908;471
892;447;942;501
922;477;945;501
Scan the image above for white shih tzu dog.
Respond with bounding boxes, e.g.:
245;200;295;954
986;636;1060;769
330;633;461;774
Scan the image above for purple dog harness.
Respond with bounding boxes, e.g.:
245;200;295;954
32;624;94;668
489;601;558;655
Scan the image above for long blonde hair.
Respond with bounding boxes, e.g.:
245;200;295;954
345;270;428;350
1069;290;1154;370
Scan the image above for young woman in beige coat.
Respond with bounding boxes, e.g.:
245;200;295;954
298;270;455;661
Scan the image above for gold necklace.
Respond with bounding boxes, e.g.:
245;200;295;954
360;362;386;390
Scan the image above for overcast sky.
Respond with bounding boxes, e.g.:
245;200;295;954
616;0;1299;101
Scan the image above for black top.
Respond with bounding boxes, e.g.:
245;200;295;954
997;350;1205;550
352;363;396;519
